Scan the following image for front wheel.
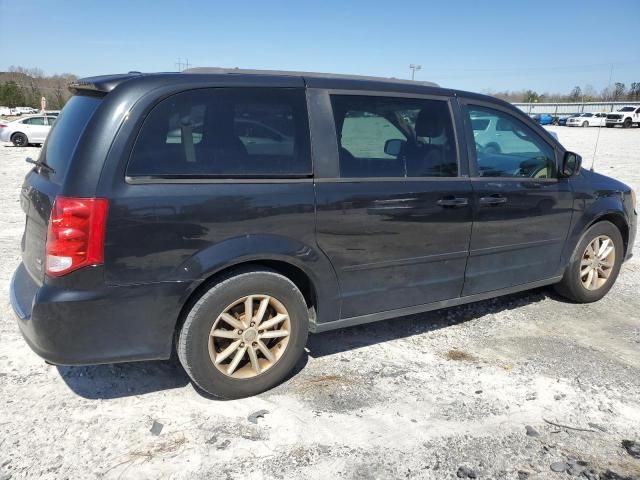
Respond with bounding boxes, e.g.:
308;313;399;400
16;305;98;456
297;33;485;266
623;118;632;128
582;121;589;127
554;221;623;303
177;267;309;398
11;132;28;147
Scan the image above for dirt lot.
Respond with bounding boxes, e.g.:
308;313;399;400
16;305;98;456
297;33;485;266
1;126;639;480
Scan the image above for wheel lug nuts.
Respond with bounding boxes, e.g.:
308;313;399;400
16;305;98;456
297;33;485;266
238;330;243;334
252;342;257;347
240;343;245;347
250;322;255;327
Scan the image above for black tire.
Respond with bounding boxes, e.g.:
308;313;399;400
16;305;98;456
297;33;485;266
11;132;28;147
606;124;614;128
623;118;632;128
484;143;501;155
554;221;624;303
582;121;589;128
177;267;309;399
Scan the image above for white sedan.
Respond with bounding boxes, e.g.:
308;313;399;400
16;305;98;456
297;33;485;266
566;112;607;127
0;115;57;146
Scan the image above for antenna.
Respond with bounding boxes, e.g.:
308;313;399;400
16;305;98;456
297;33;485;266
590;122;603;172
593;63;615;171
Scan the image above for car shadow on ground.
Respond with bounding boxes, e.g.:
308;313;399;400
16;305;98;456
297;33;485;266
306;287;560;358
57;286;561;400
56;358;190;400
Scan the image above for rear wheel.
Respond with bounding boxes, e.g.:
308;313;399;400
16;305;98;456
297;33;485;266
177;267;309;398
623;118;632;128
11;132;28;147
555;221;623;303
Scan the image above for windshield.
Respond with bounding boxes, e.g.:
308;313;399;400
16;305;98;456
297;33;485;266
582;113;593;117
39;94;102;182
619;107;635;112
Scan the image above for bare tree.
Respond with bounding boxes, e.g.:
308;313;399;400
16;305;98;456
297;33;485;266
569;86;582;102
613;82;626;101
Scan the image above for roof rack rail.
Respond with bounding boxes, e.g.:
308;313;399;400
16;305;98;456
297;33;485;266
183;67;439;87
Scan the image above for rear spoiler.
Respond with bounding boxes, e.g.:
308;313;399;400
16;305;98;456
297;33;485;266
68;72;144;95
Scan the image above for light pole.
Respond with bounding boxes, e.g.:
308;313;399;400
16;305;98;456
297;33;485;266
409;64;422;81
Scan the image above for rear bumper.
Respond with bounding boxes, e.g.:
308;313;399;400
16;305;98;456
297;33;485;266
10;262;189;365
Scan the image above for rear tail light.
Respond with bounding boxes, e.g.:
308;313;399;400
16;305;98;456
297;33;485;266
45;197;109;276
0;124;7;128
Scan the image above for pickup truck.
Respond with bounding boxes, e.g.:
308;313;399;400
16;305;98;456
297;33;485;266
606;106;640;128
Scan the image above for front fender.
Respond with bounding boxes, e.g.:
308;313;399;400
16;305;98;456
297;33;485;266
175;234;341;324
560;189;628;268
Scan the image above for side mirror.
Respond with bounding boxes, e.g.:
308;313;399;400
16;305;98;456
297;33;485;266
562;151;582;177
384;138;405;156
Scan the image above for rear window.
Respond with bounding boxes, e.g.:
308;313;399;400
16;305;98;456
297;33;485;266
127;88;311;178
40;94;102;181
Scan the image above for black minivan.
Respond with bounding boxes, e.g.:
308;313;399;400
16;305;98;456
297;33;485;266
10;69;637;398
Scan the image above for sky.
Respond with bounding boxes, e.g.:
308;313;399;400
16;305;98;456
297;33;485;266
1;0;639;94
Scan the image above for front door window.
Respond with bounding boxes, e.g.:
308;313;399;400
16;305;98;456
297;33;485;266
468;106;556;179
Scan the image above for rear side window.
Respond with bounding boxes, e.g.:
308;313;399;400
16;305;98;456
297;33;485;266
127;88;311;177
330;95;458;178
40;94;102;182
23;117;45;125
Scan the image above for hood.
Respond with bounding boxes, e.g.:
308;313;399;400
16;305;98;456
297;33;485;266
580;168;631;192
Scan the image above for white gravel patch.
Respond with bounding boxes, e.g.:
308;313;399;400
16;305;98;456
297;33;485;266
0;127;639;480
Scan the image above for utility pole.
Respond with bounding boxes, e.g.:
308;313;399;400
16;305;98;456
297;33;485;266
409;64;422;81
175;58;192;71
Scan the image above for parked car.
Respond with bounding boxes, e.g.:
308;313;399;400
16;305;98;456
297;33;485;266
10;70;637;399
558;114;580;126
566;112;607;127
606;106;640;128
0;115;57;146
530;113;554;125
471;114;545;156
14;107;39;115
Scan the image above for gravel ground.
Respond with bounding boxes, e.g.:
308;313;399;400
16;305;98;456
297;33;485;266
0;126;639;480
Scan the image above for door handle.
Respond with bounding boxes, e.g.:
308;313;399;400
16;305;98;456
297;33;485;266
479;195;508;206
437;197;468;207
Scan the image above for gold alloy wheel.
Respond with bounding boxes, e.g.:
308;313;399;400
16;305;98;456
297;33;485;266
580;235;615;291
208;295;291;379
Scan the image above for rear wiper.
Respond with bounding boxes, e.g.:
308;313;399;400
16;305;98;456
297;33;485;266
26;157;55;174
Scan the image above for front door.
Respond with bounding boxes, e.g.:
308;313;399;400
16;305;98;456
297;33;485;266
314;93;473;319
461;102;574;295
